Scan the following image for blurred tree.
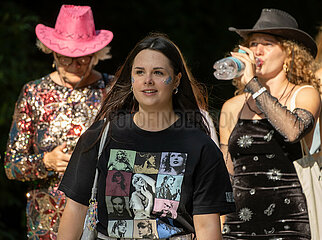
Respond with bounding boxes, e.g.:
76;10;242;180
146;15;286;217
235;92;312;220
0;2;50;239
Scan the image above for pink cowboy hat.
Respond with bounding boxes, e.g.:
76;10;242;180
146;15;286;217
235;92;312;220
35;5;113;57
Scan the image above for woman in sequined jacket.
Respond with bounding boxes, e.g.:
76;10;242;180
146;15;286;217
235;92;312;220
218;9;320;239
4;5;114;239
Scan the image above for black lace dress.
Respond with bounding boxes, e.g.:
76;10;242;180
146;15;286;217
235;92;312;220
222;118;311;239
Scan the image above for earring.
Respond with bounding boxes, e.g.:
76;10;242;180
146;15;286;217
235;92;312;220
283;63;288;74
173;88;179;94
130;85;133;92
52;61;56;69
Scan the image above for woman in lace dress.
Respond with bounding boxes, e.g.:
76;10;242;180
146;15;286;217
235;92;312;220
4;5;114;239
219;9;320;239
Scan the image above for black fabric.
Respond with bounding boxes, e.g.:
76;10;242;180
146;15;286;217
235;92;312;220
59;113;235;239
223;118;310;239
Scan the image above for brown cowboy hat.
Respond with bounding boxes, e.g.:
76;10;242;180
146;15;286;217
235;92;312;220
229;8;317;57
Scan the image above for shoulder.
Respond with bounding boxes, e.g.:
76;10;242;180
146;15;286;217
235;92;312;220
293;85;320;106
79;120;105;146
291;85;321;118
220;94;245;136
221;94;245;113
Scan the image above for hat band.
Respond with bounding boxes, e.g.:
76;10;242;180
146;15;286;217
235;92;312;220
54;29;95;41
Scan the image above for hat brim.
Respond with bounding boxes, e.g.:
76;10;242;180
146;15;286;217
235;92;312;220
229;27;317;58
35;24;114;57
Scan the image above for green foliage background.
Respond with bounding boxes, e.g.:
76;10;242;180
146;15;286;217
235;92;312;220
0;0;321;239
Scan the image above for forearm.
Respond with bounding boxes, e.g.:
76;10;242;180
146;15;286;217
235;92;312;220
245;77;314;142
4;151;48;181
58;197;88;240
193;214;222;240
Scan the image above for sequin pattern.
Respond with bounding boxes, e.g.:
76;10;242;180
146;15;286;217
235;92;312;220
4;74;112;239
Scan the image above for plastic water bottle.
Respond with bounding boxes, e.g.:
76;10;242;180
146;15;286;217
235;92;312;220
213;49;246;80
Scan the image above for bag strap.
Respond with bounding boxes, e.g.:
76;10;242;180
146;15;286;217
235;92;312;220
90;121;110;201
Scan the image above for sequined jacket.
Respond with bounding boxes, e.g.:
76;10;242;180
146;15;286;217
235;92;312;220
4;74;113;239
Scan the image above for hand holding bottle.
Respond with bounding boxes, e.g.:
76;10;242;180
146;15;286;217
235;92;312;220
230;45;256;85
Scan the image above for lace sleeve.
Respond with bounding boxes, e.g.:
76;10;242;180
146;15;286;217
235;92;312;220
245;77;314;142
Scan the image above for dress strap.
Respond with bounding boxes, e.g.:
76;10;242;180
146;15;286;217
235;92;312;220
290;85;314;112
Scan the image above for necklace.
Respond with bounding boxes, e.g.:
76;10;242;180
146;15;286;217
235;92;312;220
246;81;291;116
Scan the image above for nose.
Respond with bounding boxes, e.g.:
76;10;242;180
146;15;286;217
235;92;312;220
254;44;264;56
144;74;154;85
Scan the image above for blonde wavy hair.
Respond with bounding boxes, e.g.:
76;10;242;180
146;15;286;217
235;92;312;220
232;35;320;95
36;39;112;66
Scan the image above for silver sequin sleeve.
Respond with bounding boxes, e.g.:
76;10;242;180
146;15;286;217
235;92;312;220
245;77;314;142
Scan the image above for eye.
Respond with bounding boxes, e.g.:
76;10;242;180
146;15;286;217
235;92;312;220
135;70;144;75
154;70;164;76
249;42;258;47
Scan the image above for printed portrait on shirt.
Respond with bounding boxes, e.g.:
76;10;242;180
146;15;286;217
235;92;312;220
134;152;161;174
156;218;183;239
108;149;136;172
133;219;158;239
129;173;156;219
159;152;187;176
155;174;183;201
153;199;179;219
106;196;132;220
106;170;131;196
108;219;133;238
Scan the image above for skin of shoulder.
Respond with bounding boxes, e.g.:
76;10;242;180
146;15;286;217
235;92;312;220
293;86;321;120
219;94;245;145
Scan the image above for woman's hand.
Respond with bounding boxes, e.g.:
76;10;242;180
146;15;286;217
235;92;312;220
231;45;256;85
43;142;71;172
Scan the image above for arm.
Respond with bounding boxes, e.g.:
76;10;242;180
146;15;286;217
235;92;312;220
57;197;88;240
193;214;222;240
4;84;71;181
4;84;48;181
245;78;320;142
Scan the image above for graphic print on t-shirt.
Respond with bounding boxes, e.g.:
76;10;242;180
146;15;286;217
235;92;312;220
106;150;187;239
159;152;187;176
133;152;161;174
108;149;136;171
106;170;131;196
106;196;132;220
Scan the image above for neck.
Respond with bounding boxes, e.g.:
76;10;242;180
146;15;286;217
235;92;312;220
50;70;99;89
133;108;178;131
258;71;290;98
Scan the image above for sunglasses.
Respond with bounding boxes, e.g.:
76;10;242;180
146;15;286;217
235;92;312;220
55;53;93;66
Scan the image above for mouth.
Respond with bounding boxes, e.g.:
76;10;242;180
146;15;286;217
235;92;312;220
142;89;158;95
255;58;263;68
173;160;179;164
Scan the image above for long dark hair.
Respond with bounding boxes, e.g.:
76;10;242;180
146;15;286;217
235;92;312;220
95;33;209;135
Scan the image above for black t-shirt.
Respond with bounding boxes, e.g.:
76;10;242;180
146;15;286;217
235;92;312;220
59;113;235;239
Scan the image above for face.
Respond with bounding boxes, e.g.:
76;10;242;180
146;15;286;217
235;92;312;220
54;53;93;84
116;151;127;161
166;176;175;186
248;33;287;79
138;222;151;237
131;49;180;112
112;197;125;214
118;221;127;233
169;153;184;167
